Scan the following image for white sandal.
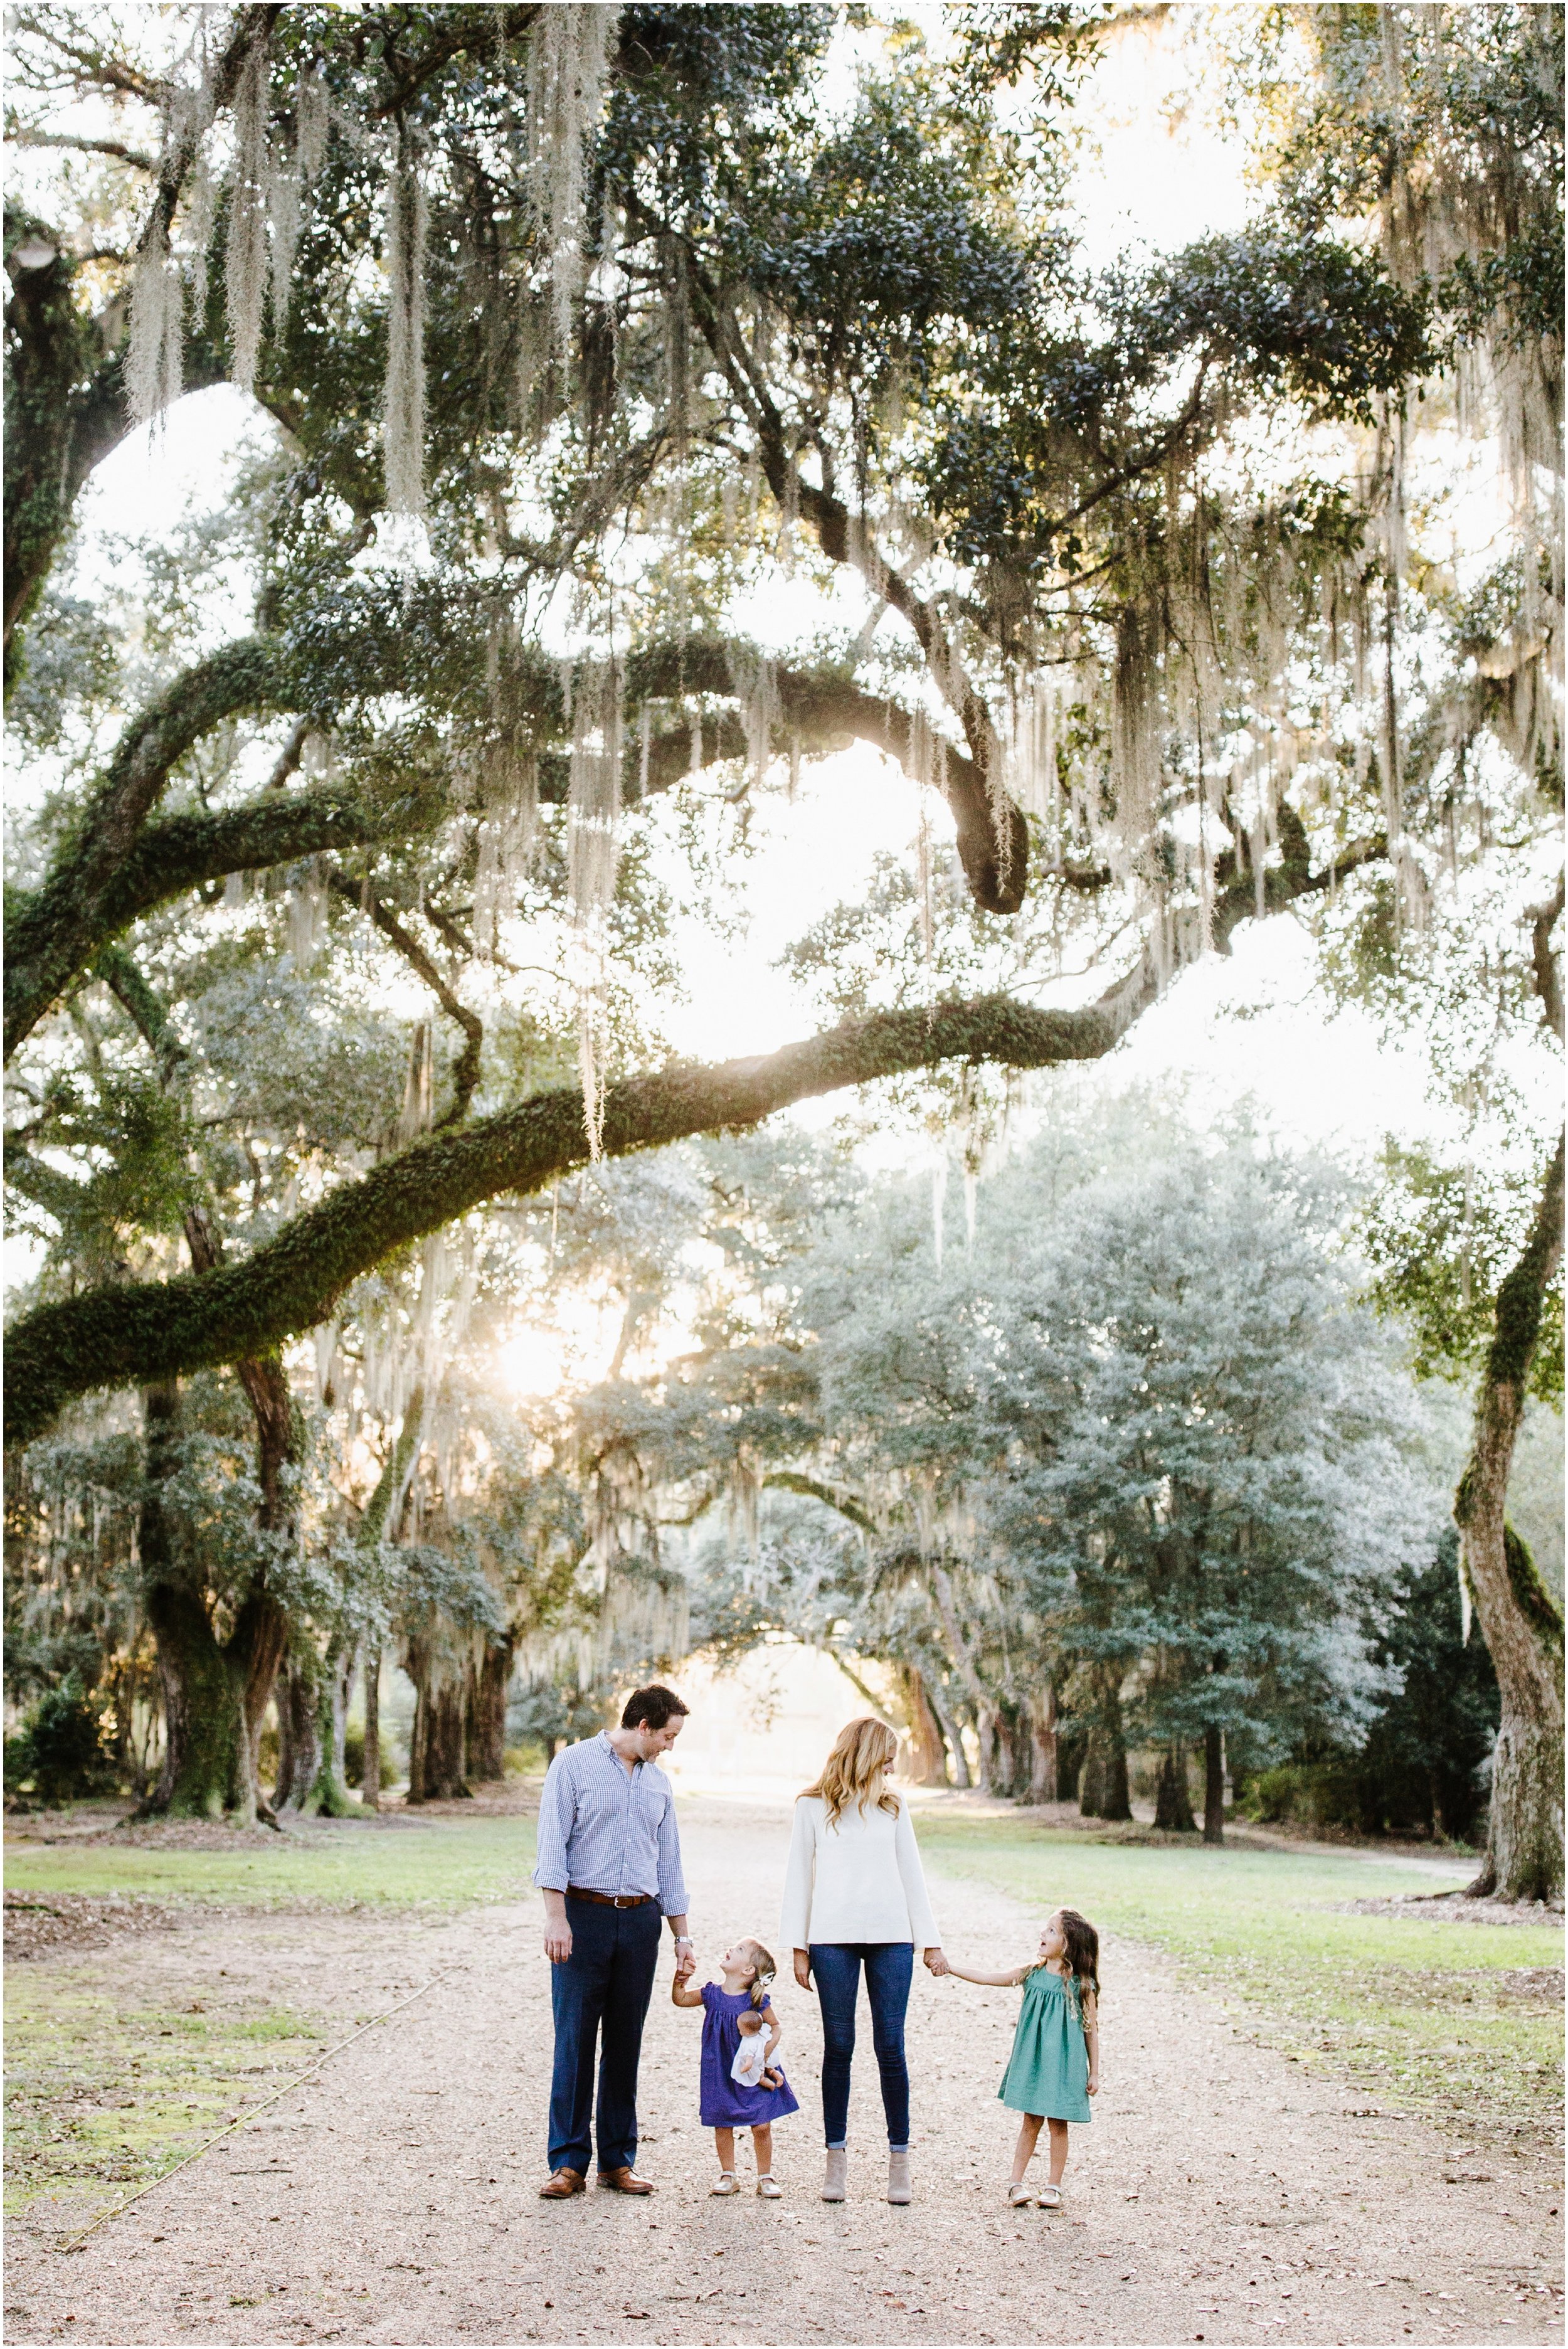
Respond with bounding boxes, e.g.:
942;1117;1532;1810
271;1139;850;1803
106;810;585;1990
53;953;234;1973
711;2171;739;2196
1007;2182;1034;2207
756;2173;782;2198
1037;2183;1062;2210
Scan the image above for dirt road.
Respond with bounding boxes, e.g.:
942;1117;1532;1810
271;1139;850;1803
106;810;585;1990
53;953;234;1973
6;1794;1562;2346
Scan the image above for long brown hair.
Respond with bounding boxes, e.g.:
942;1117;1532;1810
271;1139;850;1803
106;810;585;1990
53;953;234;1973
803;1717;901;1827
1031;1907;1100;2003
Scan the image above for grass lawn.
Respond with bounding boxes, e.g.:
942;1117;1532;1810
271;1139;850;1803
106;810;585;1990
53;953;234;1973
914;1815;1564;2145
4;1810;538;2221
4;1807;535;1912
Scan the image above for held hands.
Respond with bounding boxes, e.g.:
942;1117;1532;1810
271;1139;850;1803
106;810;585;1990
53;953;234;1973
923;1947;950;1977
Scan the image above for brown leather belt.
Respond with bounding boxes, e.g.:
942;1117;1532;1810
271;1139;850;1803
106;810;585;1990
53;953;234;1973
567;1886;655;1909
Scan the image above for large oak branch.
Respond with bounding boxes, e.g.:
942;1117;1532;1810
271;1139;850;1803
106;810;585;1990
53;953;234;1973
5;635;280;1056
4;989;1134;1444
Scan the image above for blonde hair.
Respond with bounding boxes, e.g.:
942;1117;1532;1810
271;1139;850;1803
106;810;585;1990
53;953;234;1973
803;1717;901;1827
736;1936;776;2010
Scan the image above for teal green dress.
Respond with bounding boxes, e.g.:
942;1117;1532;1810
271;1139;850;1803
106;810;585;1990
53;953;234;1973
998;1967;1092;2123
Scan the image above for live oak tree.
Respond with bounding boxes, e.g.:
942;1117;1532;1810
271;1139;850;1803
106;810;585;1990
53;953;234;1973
523;1109;1441;1830
4;6;1559;1818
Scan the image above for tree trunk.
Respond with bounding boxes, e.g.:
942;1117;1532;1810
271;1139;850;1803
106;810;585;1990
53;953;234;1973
465;1638;514;1784
304;1640;358;1816
136;1379;287;1822
1079;1673;1131;1820
928;1560;992;1791
273;1654;322;1813
1203;1723;1226;1845
1456;1137;1565;1902
982;1705;1017;1798
1155;1739;1197;1832
897;1666;949;1786
1024;1683;1058;1803
361;1642;382;1811
406;1638;470;1802
1079;1727;1131;1821
924;1678;970;1790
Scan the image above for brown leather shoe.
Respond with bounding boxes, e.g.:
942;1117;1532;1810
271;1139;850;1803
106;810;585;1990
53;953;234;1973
539;2167;585;2199
597;2166;654;2195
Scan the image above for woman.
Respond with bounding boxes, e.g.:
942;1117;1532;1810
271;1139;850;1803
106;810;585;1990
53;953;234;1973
780;1716;948;2205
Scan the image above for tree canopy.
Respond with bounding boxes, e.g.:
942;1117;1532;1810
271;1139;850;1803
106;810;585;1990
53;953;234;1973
3;4;1560;1867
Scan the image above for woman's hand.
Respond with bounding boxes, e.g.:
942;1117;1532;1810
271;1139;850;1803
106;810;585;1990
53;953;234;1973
923;1946;950;1977
793;1948;813;1993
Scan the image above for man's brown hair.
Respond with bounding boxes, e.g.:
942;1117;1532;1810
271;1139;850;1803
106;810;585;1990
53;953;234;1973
622;1684;689;1731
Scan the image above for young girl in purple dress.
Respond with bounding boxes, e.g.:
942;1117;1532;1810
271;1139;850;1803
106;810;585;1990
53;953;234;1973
672;1936;799;2196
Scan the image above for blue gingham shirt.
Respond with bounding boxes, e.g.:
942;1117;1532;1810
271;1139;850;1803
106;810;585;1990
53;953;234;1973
532;1732;689;1916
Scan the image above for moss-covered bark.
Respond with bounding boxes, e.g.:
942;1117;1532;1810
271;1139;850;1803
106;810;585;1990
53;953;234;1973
88;781;425;953
1455;1135;1565;1901
361;1643;383;1810
304;1641;360;1815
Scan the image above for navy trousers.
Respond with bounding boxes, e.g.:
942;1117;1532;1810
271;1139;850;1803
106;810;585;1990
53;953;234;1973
809;1939;914;2149
548;1896;661;2176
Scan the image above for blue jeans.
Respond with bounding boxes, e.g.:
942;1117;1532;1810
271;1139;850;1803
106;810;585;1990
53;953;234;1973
809;1940;913;2149
548;1896;661;2175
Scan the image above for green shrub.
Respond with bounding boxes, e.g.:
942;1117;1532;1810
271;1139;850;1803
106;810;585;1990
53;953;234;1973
9;1674;115;1801
1242;1761;1374;1834
502;1742;546;1777
342;1724;396;1788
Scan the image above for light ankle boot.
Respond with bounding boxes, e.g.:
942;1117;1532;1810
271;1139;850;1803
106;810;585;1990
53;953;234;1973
887;2148;912;2204
822;2148;847;2202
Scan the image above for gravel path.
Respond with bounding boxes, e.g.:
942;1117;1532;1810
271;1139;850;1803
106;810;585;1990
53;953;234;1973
7;1795;1562;2347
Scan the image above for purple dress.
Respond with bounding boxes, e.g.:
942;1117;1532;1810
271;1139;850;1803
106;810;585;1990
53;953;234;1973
698;1984;801;2128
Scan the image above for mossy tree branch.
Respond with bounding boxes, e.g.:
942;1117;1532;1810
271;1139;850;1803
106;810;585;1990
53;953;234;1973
4;635;282;1057
4;987;1142;1445
92;780;438;949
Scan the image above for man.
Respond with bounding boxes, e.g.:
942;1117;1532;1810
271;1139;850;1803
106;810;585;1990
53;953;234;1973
532;1684;694;2198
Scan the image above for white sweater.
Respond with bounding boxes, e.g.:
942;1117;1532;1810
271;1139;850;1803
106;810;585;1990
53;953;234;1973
779;1793;941;1951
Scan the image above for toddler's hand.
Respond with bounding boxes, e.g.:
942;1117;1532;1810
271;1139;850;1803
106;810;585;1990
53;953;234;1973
1087;2074;1099;2096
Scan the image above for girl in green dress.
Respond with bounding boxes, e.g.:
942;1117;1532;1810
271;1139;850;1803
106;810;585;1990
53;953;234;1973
944;1908;1099;2208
